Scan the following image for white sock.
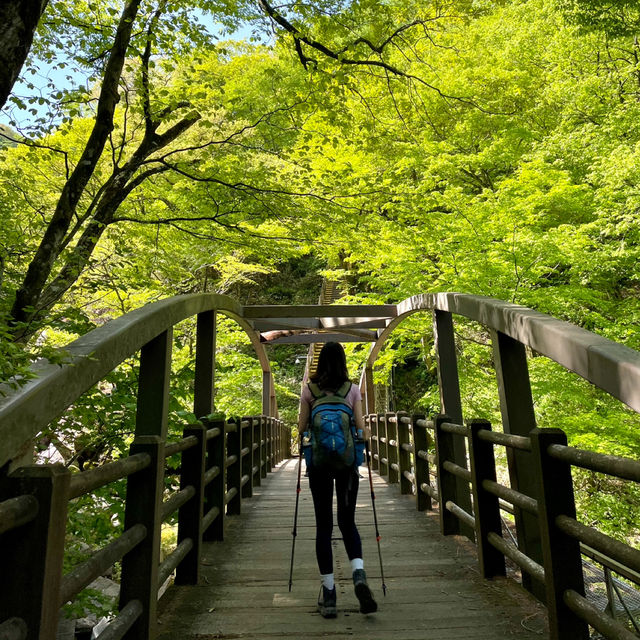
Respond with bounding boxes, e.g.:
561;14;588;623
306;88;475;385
351;558;364;572
321;573;335;590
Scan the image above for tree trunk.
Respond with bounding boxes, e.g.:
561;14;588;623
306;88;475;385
15;113;200;333
0;0;48;110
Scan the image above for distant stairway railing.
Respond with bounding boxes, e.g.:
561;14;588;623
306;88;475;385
365;411;640;640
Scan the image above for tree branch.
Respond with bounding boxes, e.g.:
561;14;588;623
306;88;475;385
257;0;510;114
0;131;70;177
140;0;167;134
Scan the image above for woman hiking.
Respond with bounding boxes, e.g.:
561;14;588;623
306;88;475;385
298;341;378;618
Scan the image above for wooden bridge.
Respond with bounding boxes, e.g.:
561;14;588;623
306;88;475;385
1;292;639;640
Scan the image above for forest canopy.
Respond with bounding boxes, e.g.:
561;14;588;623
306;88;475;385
1;0;639;545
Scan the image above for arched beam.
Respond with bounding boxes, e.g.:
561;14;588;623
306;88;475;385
361;292;640;414
0;294;273;469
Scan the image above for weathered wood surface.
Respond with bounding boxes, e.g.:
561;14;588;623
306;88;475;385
157;459;547;639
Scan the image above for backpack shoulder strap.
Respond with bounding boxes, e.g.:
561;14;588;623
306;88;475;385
308;382;324;400
335;381;352;398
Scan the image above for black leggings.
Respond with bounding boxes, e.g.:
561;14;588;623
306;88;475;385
308;466;362;575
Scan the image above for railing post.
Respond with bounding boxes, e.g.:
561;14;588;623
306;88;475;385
226;418;242;515
241;418;253;500
119;436;165;640
203;417;225;541
364;366;375;414
267;417;274;471
271;417;277;466
262;371;271;419
378;413;388;478
175;423;206;585
412;414;431;511
194;310;216;419
386;412;399;484
133;330;172;438
433;310;474;540
492;329;543;599
370;415;379;472
397;412;413;495
285;423;292;459
260;417;267;479
253;418;262;487
264;417;270;474
120;329;171;640
0;465;69;640
530;429;589;640
434;414;459;535
468;420;506;579
275;419;281;464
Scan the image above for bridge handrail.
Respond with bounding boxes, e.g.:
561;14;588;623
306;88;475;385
366;411;640;640
0;293;271;469
364;293;640;414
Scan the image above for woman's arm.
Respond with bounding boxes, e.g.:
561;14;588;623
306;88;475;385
298;399;310;435
353;396;371;440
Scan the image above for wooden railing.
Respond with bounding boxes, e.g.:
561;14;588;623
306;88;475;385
0;413;289;640
366;411;640;640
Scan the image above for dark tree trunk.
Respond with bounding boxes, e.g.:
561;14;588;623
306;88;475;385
0;0;48;110
9;0;143;335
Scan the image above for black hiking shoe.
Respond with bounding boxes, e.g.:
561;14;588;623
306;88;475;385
317;585;337;618
353;569;377;614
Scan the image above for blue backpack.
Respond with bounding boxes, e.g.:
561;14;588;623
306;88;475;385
305;381;361;470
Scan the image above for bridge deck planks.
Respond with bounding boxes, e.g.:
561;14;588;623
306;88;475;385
157;459;547;639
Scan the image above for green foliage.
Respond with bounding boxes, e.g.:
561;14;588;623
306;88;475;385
556;0;640;36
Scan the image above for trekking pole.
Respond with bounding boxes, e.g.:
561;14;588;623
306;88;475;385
365;440;387;596
288;434;304;592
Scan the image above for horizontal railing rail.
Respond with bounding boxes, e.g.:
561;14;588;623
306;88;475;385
0;495;39;535
365;410;640;640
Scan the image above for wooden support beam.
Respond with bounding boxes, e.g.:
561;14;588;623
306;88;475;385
433;310;474;541
492;329;543;600
264;332;376;344
194;311;216;419
243;304;397;319
252;318;390;331
252;318;321;331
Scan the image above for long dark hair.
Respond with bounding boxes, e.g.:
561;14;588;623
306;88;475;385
310;342;350;390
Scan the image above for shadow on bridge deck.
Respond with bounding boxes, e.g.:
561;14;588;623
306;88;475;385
157;459;547;639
